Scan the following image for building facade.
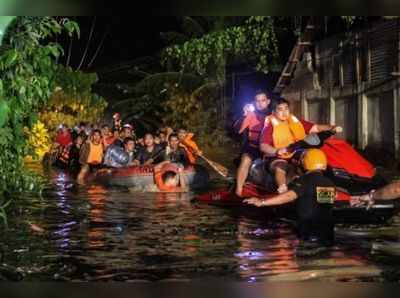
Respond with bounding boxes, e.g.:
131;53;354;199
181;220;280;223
275;19;400;159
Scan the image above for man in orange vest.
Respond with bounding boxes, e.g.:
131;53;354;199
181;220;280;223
260;98;337;193
77;129;104;184
235;90;272;197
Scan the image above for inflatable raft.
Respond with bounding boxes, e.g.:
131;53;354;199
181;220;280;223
195;132;400;224
195;182;398;223
95;164;210;190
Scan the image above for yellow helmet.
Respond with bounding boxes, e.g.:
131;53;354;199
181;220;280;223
302;149;327;171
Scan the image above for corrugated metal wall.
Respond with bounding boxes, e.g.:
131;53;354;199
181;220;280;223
367;91;395;152
309;20;399;153
369;21;398;82
334;96;358;145
317;37;339;87
316;20;399;87
342;40;356;85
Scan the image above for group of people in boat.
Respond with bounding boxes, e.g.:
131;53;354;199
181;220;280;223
232;90;345;246
233;89;400;247
48;112;202;192
47;89;400;247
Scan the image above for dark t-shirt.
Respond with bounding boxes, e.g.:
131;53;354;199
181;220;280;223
163;147;189;166
136;144;164;165
288;171;336;244
113;138;124;148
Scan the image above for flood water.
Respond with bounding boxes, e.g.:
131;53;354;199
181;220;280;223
1;161;400;282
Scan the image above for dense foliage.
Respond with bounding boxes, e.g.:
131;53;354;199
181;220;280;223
162;17;279;81
0;17;79;224
39;66;108;138
113;17;281;145
24;120;52;162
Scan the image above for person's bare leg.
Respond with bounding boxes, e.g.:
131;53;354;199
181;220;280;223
235;154;252;197
77;164;89;184
275;167;287;192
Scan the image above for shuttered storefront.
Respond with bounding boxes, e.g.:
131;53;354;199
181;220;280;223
334;96;358;145
367;91;395;153
369;21;398;82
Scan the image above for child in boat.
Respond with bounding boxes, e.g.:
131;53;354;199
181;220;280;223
244;149;336;247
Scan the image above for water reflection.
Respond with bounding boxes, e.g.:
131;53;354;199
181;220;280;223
235;217;299;281
1;166;399;281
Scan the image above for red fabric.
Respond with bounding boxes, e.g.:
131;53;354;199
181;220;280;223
196;184;352;206
104;135;116;146
239;112;266;145
321;138;375;178
55;132;72;147
260;119;314;146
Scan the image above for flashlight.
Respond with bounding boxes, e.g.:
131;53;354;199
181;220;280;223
248;104;255;112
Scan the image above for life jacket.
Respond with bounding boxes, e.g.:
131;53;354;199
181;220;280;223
87;141;104;165
58;145;70;164
103;135;116;147
239;111;267;147
154;163;180;192
180;133;200;164
266;114;306;149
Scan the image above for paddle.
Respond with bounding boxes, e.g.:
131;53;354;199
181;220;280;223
198;154;229;178
180;139;229;178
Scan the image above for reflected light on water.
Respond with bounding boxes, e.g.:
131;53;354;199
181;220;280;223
2;165;396;281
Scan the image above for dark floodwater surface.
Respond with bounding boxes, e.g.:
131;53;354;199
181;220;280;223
1;164;400;282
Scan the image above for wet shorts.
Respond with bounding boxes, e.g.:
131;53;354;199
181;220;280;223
241;144;262;161
265;157;289;172
88;163;104;172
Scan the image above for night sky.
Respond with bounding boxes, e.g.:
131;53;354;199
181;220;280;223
56;16;293;120
58;16;180;71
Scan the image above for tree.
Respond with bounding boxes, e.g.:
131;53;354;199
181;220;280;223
0;17;79;225
39;66;108;138
162;17;280;82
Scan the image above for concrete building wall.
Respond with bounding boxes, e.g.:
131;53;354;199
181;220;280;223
280;19;400;158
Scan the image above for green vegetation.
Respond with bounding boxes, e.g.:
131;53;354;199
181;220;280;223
0;17;79;225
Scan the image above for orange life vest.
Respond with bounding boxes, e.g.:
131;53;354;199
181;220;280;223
87;141;104;165
180;133;200;164
266;114;306;149
239;111;266;147
58;145;70;164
